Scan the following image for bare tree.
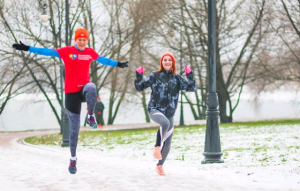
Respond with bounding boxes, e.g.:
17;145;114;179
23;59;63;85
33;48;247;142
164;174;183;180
1;0;275;126
97;0;169;124
152;0;268;123
0;58;33;115
0;0;87;126
244;0;300;100
125;0;171;123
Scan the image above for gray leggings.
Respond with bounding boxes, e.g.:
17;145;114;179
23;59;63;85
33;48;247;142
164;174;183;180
66;83;97;157
149;110;174;166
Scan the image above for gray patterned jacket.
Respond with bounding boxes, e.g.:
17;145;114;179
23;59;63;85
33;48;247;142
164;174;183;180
135;70;197;117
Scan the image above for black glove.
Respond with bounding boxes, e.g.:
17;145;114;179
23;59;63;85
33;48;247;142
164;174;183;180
135;72;143;81
117;61;128;68
12;41;30;51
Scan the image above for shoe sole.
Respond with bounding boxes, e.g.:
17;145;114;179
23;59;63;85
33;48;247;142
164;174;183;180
88;123;97;129
68;167;77;174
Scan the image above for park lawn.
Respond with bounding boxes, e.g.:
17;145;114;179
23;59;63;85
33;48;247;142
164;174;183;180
25;119;300;168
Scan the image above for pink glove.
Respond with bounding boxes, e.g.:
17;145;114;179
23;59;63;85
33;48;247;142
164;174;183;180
185;66;192;74
136;66;144;75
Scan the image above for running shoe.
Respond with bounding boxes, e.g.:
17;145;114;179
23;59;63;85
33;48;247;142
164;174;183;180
68;159;77;174
156;165;165;176
87;115;97;129
154;146;162;160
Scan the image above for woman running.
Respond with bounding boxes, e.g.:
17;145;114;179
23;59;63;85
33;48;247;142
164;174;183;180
134;52;197;176
12;27;128;174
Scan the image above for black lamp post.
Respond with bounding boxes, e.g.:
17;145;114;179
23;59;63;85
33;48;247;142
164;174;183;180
179;28;185;126
202;0;223;164
179;40;184;126
179;93;184;126
61;0;70;147
39;0;70;147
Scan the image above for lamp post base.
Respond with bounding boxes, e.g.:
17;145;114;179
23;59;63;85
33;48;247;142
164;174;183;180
201;152;224;164
61;139;69;147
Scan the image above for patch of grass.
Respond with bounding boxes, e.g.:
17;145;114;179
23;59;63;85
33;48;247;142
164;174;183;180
254;146;268;152
281;158;287;162
175;154;185;161
223;147;252;152
223;146;270;153
223;151;229;159
79;128;156;147
273;145;280;150
288;146;300;149
258;157;268;162
22;118;300;168
25;134;61;146
1;130;35;133
24;119;300;149
24;125;205;146
220;118;300;128
265;137;272;142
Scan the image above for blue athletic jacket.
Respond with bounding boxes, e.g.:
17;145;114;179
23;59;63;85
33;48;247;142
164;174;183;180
28;45;118;67
135;70;197;117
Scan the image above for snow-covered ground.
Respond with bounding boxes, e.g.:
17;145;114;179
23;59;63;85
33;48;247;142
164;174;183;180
0;123;299;191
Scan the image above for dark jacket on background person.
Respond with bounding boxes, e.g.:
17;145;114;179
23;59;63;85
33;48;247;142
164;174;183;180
135;69;197;117
95;101;105;113
95;100;105;125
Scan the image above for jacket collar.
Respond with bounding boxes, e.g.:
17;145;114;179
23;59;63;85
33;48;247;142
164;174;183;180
75;44;85;52
162;69;173;75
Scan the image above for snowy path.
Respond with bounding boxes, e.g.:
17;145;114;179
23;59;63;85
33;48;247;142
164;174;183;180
0;130;299;191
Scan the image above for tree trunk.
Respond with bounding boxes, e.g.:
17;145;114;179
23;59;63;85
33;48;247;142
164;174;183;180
141;91;150;123
217;91;232;123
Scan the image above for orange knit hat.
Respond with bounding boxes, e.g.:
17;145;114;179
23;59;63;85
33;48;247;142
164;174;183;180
157;52;176;74
74;27;89;41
